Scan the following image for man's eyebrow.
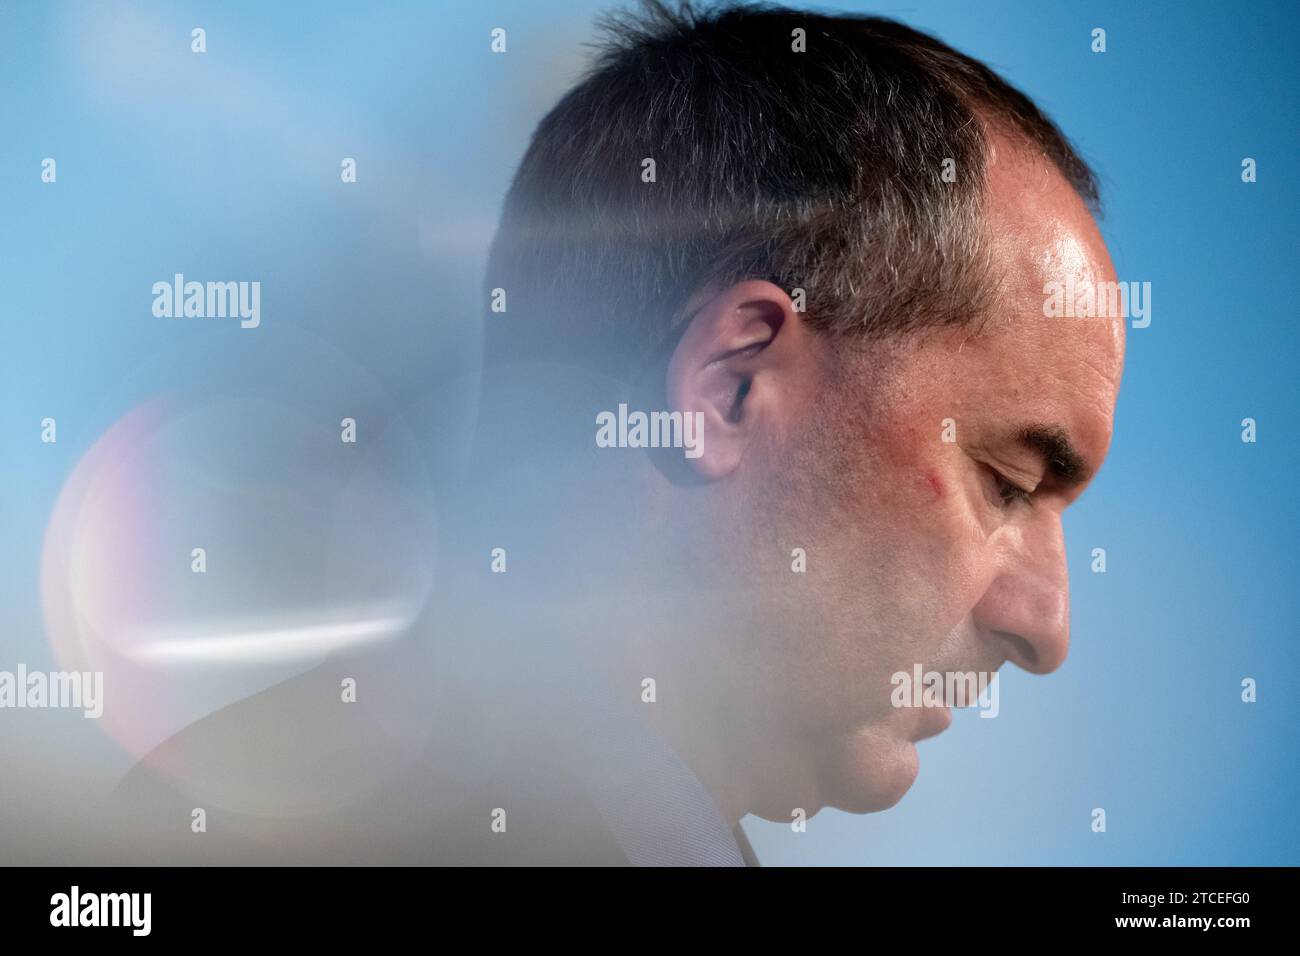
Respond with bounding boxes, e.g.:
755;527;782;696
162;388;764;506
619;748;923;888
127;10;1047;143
1016;424;1093;486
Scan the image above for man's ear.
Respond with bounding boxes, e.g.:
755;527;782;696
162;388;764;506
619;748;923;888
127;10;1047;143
666;279;813;481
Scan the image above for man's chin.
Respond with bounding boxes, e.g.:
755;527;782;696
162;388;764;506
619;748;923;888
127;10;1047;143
825;729;922;814
754;728;925;816
747;729;923;821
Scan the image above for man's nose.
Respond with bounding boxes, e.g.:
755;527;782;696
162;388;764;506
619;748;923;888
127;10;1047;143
973;512;1071;675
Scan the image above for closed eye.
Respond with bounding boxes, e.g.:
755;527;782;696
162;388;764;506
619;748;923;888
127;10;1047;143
984;464;1034;509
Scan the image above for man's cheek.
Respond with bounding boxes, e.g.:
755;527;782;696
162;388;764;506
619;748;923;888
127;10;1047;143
890;468;969;577
865;415;964;519
923;469;946;500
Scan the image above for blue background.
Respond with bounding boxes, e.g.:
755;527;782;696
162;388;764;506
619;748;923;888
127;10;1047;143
2;0;1297;864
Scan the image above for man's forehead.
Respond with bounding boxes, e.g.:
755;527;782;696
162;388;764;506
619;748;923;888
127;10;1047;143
969;133;1125;442
983;134;1118;294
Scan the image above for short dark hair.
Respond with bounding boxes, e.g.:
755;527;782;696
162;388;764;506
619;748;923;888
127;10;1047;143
485;0;1098;384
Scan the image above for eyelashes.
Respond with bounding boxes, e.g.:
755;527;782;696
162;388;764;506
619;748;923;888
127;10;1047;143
983;464;1034;509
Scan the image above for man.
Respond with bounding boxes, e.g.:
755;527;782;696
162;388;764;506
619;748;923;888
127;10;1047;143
105;1;1123;865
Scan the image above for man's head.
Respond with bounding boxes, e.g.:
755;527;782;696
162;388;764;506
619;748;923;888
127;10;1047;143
480;2;1124;820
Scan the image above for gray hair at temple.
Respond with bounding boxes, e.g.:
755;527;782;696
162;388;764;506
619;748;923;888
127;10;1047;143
482;0;1100;389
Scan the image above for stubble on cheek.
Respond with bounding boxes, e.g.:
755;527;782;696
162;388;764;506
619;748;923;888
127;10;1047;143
842;411;981;705
766;365;975;721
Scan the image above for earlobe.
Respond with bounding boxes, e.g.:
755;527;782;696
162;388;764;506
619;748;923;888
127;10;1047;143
665;280;803;482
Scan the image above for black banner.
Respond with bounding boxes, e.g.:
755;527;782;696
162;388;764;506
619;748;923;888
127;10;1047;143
1;866;1284;941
